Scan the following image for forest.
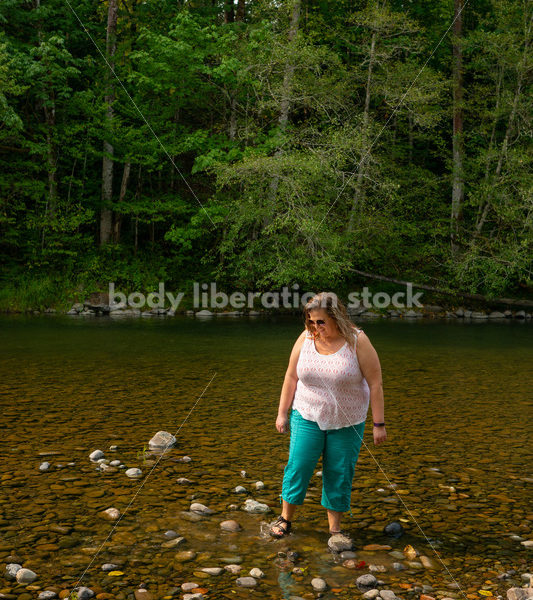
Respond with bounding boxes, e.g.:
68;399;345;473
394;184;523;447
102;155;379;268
0;0;531;310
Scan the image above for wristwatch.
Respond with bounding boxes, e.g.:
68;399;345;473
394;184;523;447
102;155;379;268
373;422;385;427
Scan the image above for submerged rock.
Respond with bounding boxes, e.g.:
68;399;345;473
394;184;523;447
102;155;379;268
125;468;142;478
311;578;327;592
89;450;104;461
149;431;176;449
243;499;270;513
383;521;404;538
357;574;378;590
5;563;22;580
236;576;257;588
16;568;38;584
190;502;214;515
328;533;353;552
220;520;241;532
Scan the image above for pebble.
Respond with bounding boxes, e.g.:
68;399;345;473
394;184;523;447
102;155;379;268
340;551;357;559
243;499;270;513
101;508;120;520
148;430;176;449
181;583;199;592
507;590;533;600
125;468;142;478
255;481;265;490
220;520;241;532
5;563;21;580
311;578;328;592
38;592;57;600
16;568;38;584
164;530;179;539
392;562;405;571
224;564;242;574
72;588;94;600
250;568;264;578
234;486;247;493
236;576;257;588
174;550;197;562
190;502;214;515
520;541;533;548
183;594;203;600
369;564;387;572
161;536;185;548
101;563;121;571
380;590;397;600
357;574;378;590
521;574;532;583
328;533;353;552
177;478;192;484
39;462;50;472
200;567;223;576
383;521;404;537
181;456;192;462
109;460;121;467
316;470;323;477
89;450;104;461
240;470;247;478
363;591;380;600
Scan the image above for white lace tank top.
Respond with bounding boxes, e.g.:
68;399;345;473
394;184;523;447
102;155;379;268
292;330;370;430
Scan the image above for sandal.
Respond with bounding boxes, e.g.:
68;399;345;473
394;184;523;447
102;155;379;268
270;515;292;538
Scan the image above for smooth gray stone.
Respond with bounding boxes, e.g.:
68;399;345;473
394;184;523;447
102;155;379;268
243;499;270;513
236;576;257;588
38;592;57;600
328;533;353;552
357;574;378;590
89;449;104;461
72;587;94;600
16;568;38;584
101;563;120;571
181;583;199;592
39;462;50;472
190;502;214;515
125;468;142;478
507;589;533;600
363;591;380;600
380;590;397;600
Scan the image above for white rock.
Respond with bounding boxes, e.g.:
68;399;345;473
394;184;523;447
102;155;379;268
72;588;94;600
243;499;270;513
240;470;247;478
125;468;142;478
110;460;121;467
102;508;120;520
316;470;323;477
148;431;176;449
5;563;21;580
181;582;199;591
250;568;264;578
181;455;192;462
177;477;192;484
255;481;265;490
89;449;104;461
39;462;50;472
38;592;57;600
183;594;203;600
520;540;533;548
109;445;118;450
16;568;38;584
201;567;223;576
224;564;242;574
190;502;214;515
380;590;397;600
234;485;247;493
363;591;380;600
101;564;120;572
311;577;328;592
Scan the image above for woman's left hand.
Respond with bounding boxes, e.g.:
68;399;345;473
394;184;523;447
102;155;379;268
373;426;387;445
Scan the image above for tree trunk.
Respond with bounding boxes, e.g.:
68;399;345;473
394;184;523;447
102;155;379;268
348;30;376;232
100;0;118;246
113;161;130;243
450;0;464;256
266;0;301;223
236;0;245;22
43;94;57;217
224;0;234;23
229;95;237;140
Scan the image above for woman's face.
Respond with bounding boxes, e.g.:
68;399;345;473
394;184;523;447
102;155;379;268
307;308;339;338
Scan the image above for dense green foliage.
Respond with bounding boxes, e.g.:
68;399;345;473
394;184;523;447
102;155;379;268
0;0;531;308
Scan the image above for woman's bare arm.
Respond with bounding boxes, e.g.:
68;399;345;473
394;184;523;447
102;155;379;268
276;330;307;433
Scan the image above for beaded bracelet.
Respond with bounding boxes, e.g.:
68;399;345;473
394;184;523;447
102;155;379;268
373;422;386;427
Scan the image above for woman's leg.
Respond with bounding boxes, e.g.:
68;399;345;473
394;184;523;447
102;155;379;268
321;421;366;522
276;409;324;532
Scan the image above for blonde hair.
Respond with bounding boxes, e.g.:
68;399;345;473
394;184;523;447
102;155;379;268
303;292;358;349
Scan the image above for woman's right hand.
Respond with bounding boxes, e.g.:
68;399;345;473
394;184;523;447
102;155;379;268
276;414;289;433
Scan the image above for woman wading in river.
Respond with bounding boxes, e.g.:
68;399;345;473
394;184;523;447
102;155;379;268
271;292;387;541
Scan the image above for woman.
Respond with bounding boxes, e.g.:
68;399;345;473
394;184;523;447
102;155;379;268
270;292;387;539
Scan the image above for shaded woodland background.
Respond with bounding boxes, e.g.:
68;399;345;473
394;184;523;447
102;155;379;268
0;0;531;309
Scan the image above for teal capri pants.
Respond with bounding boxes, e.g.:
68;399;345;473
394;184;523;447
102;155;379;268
281;408;365;512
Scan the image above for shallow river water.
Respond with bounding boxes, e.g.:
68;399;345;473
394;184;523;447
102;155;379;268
0;315;531;600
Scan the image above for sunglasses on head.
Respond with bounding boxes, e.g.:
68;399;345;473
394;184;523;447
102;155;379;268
308;319;326;326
